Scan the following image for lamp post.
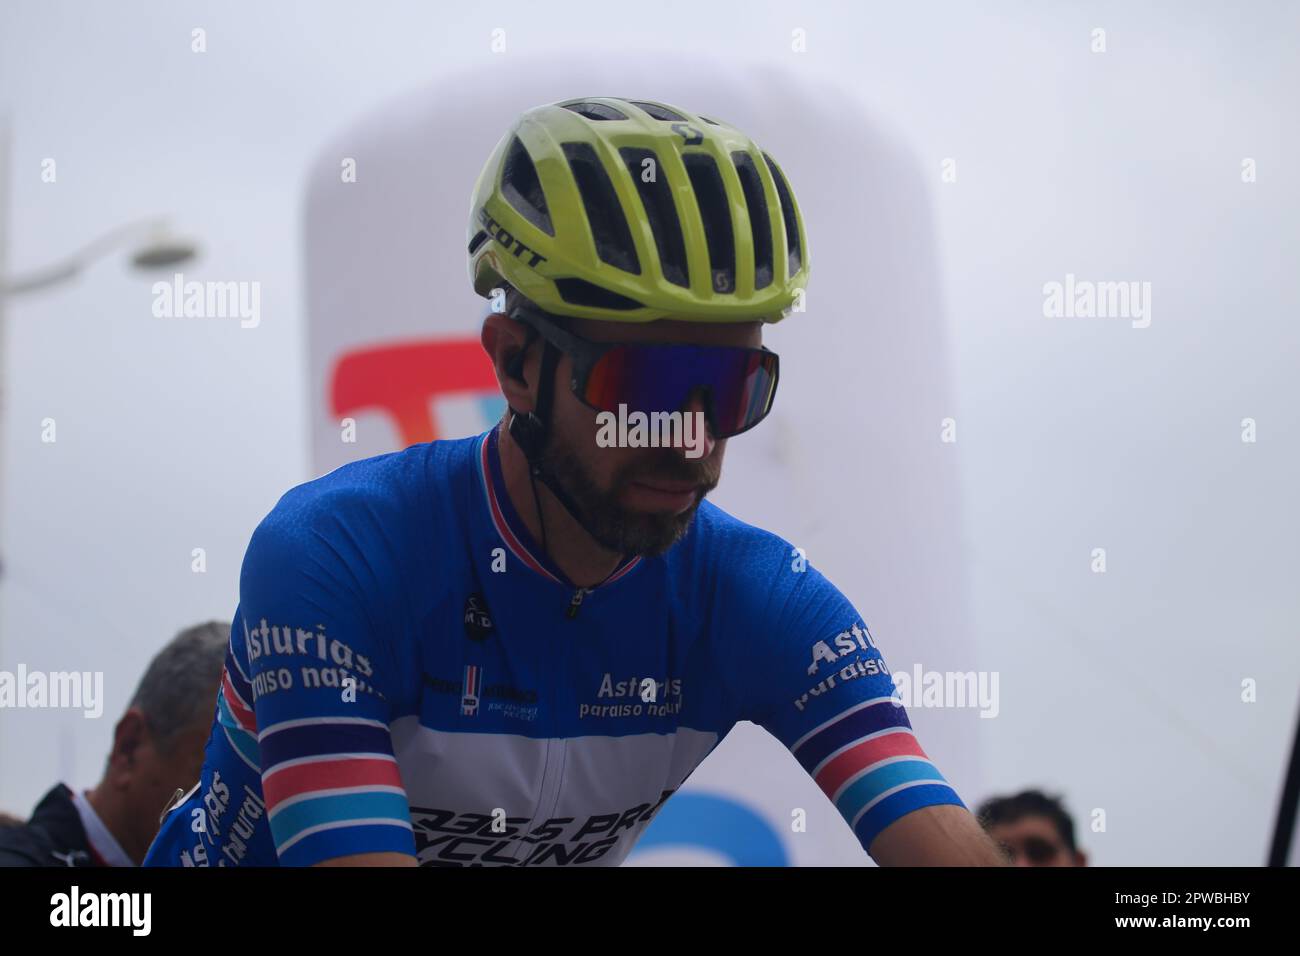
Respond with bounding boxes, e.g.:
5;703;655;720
0;113;199;663
1;217;198;296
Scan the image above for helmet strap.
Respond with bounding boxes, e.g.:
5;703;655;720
506;339;610;571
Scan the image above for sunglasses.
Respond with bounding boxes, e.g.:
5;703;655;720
511;305;780;439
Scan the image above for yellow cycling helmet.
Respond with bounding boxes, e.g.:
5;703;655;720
468;97;809;324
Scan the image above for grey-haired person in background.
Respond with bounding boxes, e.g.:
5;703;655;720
0;621;227;866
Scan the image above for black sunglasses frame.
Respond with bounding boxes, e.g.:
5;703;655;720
508;304;781;439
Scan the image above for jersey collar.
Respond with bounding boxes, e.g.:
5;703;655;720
478;425;641;589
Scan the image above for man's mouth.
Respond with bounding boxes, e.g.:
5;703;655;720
623;479;702;514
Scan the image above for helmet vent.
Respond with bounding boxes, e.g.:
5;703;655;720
629;101;687;122
763;153;803;276
620;147;690;288
699;116;721;126
467;229;489;255
561;101;628;121
501;137;554;236
562;142;641;275
554;278;643;310
732;151;774;290
682;154;735;295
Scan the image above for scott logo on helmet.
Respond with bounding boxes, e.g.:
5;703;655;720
478;207;547;269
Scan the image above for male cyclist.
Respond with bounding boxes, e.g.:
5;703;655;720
145;96;1004;867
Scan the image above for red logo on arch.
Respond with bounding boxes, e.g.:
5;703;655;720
330;337;501;446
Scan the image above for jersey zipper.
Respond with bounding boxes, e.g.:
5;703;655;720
566;555;633;619
517;583;575;864
566;587;588;619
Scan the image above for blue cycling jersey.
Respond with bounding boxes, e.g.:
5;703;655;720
144;426;964;867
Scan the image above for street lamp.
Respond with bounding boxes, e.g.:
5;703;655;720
0;113;201;670
2;217;199;296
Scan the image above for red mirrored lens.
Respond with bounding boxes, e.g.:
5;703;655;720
583;344;778;438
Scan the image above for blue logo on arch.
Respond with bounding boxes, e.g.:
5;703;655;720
629;792;789;867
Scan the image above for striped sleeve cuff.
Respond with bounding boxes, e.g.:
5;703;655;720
259;716;416;865
790;697;967;853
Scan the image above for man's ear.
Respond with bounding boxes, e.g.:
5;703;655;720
482;312;534;412
106;708;149;783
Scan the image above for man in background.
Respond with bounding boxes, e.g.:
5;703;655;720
977;789;1089;867
0;621;227;866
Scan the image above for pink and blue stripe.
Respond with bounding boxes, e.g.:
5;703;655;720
792;698;965;850
259;716;414;865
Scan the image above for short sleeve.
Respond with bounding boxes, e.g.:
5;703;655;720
742;558;966;855
233;489;417;866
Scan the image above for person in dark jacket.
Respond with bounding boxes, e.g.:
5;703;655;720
0;621;227;866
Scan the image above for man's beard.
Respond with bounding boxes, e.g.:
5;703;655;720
537;426;720;557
